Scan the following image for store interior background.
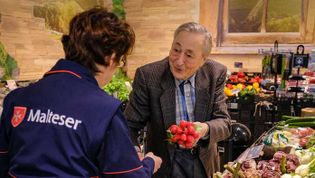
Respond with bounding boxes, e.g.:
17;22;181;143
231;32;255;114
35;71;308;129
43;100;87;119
1;0;315;170
1;0;314;80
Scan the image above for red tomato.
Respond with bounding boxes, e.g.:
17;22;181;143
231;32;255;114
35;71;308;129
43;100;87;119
226;84;233;89
229;75;238;81
237;72;245;78
250;78;257;83
238;78;246;83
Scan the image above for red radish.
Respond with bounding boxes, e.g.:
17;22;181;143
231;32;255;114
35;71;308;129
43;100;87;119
176;127;183;134
185;142;193;149
179;120;187;128
186;135;194;143
167;121;201;149
187;126;195;135
183;128;188;135
178;140;184;146
193;132;199;139
169;125;178;134
186;122;193;127
171;136;178;143
180;134;187;141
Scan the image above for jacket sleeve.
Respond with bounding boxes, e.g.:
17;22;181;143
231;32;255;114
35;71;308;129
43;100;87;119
0;96;11;177
205;66;231;147
124;68;150;145
98;109;154;178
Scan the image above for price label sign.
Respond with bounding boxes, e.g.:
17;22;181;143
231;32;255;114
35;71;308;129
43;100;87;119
236;144;264;163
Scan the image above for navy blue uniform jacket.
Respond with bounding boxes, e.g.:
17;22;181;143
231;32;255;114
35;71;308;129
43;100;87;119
0;59;154;178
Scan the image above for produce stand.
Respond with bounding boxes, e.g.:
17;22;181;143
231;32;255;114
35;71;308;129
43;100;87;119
214;116;315;178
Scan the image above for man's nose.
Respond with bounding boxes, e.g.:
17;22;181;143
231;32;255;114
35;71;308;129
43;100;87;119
176;53;185;65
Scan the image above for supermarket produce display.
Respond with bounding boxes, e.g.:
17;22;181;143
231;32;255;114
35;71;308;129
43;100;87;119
214;116;315;178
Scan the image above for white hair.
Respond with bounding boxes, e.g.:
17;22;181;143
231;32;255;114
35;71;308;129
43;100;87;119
174;22;212;56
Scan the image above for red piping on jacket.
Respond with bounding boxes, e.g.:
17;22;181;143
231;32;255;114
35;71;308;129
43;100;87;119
103;165;143;174
45;70;82;79
8;172;16;178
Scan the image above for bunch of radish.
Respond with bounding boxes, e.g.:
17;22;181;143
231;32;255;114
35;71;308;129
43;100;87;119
167;120;201;149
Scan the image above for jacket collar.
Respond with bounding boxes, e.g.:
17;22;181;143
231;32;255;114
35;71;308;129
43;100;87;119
44;59;98;86
160;60;176;130
194;66;211;122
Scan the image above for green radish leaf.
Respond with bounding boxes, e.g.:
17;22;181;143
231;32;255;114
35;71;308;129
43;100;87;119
167;131;173;139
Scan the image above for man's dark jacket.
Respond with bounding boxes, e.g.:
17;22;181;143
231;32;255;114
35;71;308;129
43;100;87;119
125;58;231;178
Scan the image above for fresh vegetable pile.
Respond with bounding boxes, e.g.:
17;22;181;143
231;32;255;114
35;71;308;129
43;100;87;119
214;116;315;178
167;121;201;149
217;151;301;178
228;72;262;84
224;82;260;97
278;116;315;128
103;68;132;102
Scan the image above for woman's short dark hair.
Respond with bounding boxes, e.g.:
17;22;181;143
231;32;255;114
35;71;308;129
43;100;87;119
61;7;135;75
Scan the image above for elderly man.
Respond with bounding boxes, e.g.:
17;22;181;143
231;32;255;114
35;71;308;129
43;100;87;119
125;22;231;178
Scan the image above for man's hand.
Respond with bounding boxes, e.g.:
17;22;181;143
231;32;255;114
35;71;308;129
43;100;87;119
144;152;162;173
193;122;209;139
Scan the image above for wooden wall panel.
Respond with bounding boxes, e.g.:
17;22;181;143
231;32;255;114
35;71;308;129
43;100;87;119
124;0;199;78
0;0;64;80
0;0;263;81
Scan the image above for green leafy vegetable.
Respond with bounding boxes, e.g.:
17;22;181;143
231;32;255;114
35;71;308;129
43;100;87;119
103;68;132;102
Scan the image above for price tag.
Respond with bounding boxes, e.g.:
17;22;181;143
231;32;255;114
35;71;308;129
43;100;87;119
236;144;264;163
245;144;264;160
230;103;238;109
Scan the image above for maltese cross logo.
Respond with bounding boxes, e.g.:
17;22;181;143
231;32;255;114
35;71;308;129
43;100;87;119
11;106;27;127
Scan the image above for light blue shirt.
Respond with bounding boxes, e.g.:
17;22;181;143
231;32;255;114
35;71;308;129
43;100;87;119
175;74;196;124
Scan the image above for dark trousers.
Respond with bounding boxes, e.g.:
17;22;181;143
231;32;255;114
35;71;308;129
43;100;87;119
170;148;207;178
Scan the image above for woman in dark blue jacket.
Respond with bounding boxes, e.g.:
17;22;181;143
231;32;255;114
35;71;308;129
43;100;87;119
0;7;161;178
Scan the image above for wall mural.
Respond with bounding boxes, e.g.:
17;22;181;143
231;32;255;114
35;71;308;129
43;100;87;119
33;0;105;34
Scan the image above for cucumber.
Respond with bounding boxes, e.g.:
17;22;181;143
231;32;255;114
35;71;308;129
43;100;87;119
288;122;315;128
285;117;315;124
281;115;294;121
275;125;285;130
